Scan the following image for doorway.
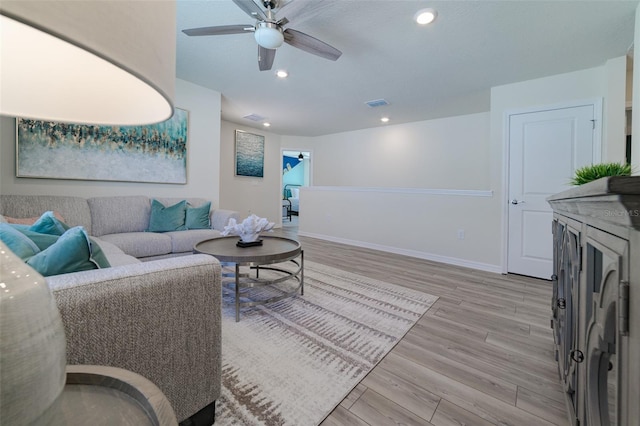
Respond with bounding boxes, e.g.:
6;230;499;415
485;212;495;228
281;150;311;228
506;100;601;279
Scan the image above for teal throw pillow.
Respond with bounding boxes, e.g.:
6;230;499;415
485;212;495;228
11;226;61;251
147;199;187;232
185;202;211;230
0;223;40;260
11;224;109;268
29;211;70;236
26;227;99;277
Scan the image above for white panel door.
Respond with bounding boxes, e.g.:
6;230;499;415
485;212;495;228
508;105;596;279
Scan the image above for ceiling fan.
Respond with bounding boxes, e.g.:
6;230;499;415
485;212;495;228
182;0;342;71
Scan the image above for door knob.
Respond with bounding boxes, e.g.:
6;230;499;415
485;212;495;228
511;199;525;205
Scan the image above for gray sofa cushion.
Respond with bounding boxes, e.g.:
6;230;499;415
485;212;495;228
88;196;151;237
91;238;140;267
98;232;172;258
165;229;222;253
0;195;92;233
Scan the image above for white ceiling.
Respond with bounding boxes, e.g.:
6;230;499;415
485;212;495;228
176;0;638;137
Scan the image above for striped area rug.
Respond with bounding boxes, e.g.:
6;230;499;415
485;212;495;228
216;260;438;426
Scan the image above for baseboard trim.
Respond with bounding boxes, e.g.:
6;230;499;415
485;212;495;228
298;231;503;274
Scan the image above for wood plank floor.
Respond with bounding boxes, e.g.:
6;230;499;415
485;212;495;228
274;224;568;426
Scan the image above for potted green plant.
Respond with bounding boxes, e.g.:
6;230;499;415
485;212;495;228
570;162;632;186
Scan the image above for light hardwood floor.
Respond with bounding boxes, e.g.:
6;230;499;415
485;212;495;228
273;225;568;426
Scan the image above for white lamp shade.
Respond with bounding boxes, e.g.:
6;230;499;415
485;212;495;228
254;22;284;49
0;1;176;125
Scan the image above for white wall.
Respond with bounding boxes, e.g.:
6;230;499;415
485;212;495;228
283;112;503;272
219;120;282;224
305;113;491;189
0;79;224;205
287;60;628;273
300;187;499;272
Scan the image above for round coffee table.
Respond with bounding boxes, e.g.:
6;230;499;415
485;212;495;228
194;236;303;321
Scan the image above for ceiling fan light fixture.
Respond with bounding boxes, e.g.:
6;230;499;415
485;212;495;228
415;8;437;25
254;22;284;49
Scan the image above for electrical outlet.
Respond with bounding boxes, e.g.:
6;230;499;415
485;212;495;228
457;229;465;240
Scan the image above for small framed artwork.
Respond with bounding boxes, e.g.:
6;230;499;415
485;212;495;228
16;108;189;184
235;130;265;178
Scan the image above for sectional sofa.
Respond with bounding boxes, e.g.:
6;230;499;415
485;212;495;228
0;194;240;425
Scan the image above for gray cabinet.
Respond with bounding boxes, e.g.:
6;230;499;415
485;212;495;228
548;176;640;426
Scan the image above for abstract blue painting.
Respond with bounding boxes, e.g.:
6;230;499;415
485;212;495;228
16;108;188;184
235;130;264;178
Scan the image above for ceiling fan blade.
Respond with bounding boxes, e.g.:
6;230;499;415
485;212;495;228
182;24;253;37
278;0;330;27
283;28;342;61
232;0;267;21
258;45;276;71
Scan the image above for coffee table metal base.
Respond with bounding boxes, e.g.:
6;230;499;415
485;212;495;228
194;236;304;322
224;253;303;321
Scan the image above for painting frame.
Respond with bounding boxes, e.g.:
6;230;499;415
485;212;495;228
235;130;265;178
15;108;189;184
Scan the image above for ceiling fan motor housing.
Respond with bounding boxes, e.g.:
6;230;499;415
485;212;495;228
262;0;278;10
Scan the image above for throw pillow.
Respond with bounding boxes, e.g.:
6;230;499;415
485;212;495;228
26;227;100;276
29;211;70;236
5;211;66;226
147;199;187;232
10;227;61;251
0;223;40;260
185;202;211;230
8;224;110;271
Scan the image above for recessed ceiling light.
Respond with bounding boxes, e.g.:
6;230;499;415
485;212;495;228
263;122;271;127
276;70;288;78
415;8;437;25
380;117;390;123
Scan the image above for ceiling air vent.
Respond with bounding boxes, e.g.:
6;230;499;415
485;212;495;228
365;99;389;108
243;113;266;122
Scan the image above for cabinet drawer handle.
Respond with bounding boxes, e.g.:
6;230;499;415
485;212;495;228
571;350;584;363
